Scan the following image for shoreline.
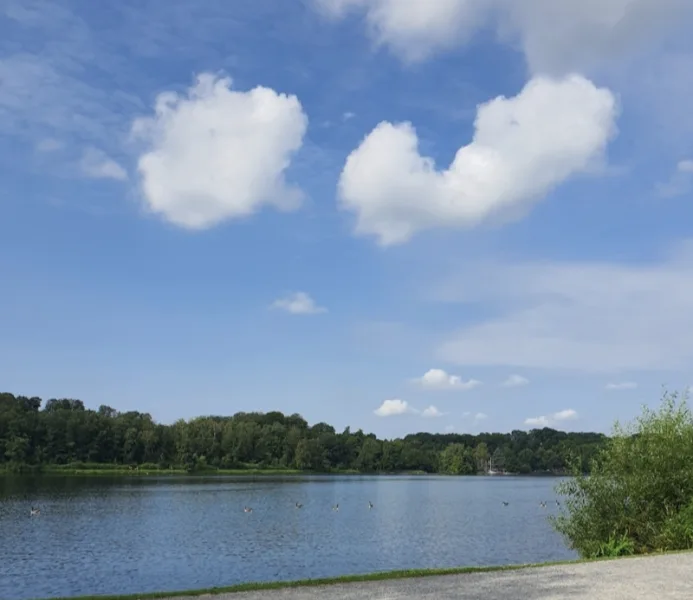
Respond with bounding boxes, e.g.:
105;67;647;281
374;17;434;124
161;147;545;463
0;465;569;478
1;467;410;477
39;552;693;600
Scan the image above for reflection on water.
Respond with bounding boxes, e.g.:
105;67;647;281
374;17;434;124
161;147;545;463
0;475;576;600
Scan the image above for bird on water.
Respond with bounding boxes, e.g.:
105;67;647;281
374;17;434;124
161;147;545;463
30;507;40;516
332;504;339;511
243;506;253;513
368;501;374;509
295;502;303;509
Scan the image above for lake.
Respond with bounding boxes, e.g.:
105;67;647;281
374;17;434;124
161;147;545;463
0;475;576;600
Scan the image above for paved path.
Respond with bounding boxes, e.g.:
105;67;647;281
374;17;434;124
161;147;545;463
168;553;693;600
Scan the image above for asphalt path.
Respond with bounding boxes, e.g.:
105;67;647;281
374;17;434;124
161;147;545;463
164;553;693;600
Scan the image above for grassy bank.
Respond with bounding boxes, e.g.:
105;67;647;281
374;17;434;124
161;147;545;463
43;552;693;600
42;561;571;600
41;466;306;477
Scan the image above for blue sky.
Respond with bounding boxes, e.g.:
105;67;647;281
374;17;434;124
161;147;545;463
2;0;693;438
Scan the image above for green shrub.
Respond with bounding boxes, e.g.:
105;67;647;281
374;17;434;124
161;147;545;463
654;499;693;550
551;391;693;557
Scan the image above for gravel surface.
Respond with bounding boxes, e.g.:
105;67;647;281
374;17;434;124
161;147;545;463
164;553;693;600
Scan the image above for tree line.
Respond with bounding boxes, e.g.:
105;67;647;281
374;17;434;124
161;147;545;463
0;392;605;474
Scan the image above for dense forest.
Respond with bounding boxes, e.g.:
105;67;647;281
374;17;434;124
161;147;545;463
0;392;606;474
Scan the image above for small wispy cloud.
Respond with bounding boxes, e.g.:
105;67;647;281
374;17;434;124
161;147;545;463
413;368;481;390
461;411;487;422
500;374;529;388
525;409;578;428
373;400;452;419
421;405;445;418
656;159;693;198
553;409;578;421
79;147;128;181
605;381;637;390
525;416;550;427
271;292;327;315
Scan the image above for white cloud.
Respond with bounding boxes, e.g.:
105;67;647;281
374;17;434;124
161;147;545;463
414;368;481;390
271;292;326;315
342;111;356;121
497;0;693;76
337;74;617;245
501;374;529;388
435;240;693;373
474;412;487;421
422;405;445;418
313;0;490;64
656;159;693;198
374;398;414;416
525;409;577;428
313;0;693;75
553;409;578;421
679;160;693;173
131;73;307;230
606;381;638;390
79;147;127;181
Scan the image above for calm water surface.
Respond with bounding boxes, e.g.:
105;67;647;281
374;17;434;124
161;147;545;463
0;475;576;599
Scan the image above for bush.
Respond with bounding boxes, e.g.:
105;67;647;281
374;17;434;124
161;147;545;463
551;390;693;558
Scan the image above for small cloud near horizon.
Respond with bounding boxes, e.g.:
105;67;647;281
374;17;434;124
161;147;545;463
525;408;578;428
413;368;481;390
605;382;637;390
421;405;445;418
374;398;414;417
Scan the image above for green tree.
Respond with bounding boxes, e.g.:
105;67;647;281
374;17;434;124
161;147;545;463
552;391;693;557
439;443;474;475
474;442;489;473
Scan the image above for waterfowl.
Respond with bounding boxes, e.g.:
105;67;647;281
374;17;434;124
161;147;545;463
295;502;303;509
501;501;509;506
368;501;374;509
555;500;560;506
30;507;40;516
243;506;253;513
539;501;547;508
332;504;339;511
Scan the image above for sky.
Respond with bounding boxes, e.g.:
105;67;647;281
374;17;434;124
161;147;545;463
2;0;693;438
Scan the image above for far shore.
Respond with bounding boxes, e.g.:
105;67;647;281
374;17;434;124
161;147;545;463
0;464;570;477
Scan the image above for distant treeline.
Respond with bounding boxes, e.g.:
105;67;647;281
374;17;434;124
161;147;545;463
0;392;606;474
